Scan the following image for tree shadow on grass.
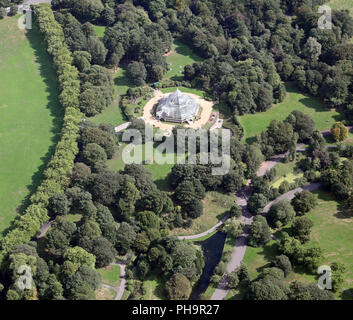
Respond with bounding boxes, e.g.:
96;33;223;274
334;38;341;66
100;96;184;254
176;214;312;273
1;23;63;237
335;202;352;219
254;241;279;275
173;39;203;63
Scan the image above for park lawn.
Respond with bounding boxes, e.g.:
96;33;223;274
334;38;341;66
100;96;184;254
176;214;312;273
98;264;121;287
242;189;353;299
95;286;117;300
88;68;134;126
327;0;353;16
93;25;106;39
305;190;353;298
0;17;62;236
171;191;236;236
272;172;304;188
164;39;203;81
107;141;185;191
238;83;342;143
142;275;167;300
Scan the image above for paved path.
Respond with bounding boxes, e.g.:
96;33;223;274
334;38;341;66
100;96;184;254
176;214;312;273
177;215;230;240
100;259;127;300
114;122;131;133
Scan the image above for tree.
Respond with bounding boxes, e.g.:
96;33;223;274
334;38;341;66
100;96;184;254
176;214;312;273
227;271;239;289
331;262;346;292
82;143;107;167
244;144;265;178
127;61;147;86
246;278;288;300
249;215;272;247
89;237;117;268
272;255;292;277
116;222;137;255
87;171;121;205
247;193;268;214
122;164;157;196
63;247;96;271
291;216;314;243
223;219;244;239
100;6;115;26
136;211;160;230
71;162;91;186
285;110;315;141
291;191;317;216
48;193;69;217
72;0;104;22
289;281;334;300
229;204;242;218
134;232;151;253
331;122;348;142
86;36;107;65
174;179;205;205
165;273;191;300
73;51;92;72
268;199;296;228
303;37;322;62
187;199;203;219
0;7;6;19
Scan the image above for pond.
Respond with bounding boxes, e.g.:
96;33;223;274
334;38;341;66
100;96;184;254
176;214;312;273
190;231;227;300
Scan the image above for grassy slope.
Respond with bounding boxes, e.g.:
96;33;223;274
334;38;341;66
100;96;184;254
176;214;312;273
171;191;236;236
327;0;353;16
107;141;185;191
88;68;132;126
241;190;353;300
164;39;203;81
238;83;342;142
0;17;62;235
98;264;121;287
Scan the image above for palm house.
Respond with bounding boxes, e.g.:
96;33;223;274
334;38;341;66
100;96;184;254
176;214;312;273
155;89;199;123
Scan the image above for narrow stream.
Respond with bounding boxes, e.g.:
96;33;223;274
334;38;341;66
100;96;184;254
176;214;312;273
190;231;227;300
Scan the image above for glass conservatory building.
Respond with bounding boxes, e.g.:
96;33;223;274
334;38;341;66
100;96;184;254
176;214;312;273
155;89;200;123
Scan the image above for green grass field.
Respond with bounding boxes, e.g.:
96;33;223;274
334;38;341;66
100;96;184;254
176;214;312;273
238;83;342;143
108;141;186;190
327;0;353;16
0;17;62;236
164;39;203;81
98;264;121;287
306;190;353;298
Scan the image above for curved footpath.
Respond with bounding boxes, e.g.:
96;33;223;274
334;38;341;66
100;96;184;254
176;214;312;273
100;258;127;300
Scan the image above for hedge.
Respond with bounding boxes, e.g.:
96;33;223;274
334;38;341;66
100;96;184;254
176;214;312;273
0;4;82;261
